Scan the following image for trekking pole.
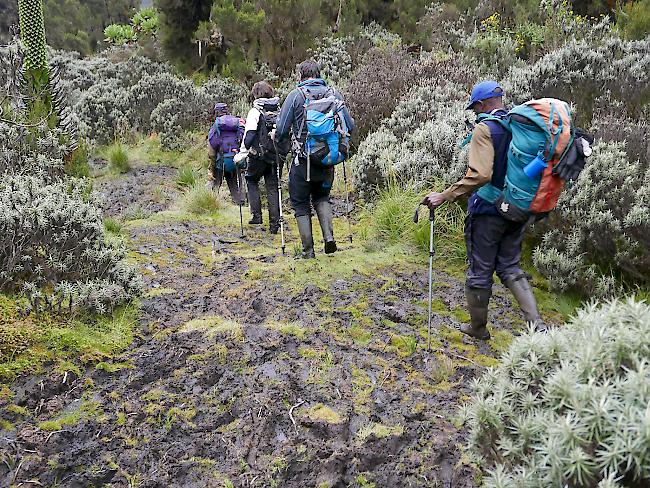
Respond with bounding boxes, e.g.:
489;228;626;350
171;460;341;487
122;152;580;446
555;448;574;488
413;205;435;352
274;143;286;255
341;160;353;243
235;165;244;238
426;207;435;351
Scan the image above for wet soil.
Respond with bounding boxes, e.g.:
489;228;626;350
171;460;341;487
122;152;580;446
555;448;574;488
0;164;531;487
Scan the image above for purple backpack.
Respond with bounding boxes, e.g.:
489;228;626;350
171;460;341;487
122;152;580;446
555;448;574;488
208;115;244;171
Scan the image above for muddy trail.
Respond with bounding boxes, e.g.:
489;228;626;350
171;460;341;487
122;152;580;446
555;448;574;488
1;162;533;487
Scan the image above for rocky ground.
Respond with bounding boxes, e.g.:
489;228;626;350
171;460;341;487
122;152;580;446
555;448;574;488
0;158;545;487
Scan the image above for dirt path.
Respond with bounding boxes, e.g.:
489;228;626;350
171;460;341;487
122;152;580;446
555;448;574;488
1;162;530;488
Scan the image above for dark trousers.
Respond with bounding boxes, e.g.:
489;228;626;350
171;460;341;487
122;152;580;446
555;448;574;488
246;157;281;227
288;156;334;217
214;168;244;205
464;214;527;289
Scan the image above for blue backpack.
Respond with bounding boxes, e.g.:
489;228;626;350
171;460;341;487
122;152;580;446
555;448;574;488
297;86;350;167
472;98;575;222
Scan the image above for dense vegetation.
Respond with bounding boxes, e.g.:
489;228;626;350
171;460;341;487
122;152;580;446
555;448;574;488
1;0;649;485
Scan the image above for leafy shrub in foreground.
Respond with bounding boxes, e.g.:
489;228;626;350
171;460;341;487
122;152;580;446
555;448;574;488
0;176;142;314
462;298;650;487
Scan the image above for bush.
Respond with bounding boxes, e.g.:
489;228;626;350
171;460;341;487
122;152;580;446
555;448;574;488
50;51;246;147
617;0;650;40
108;143;130;173
533;142;650;297
461;298;650;487
504;35;650;125
181;185;221;215
0;176;142;314
351;79;472;201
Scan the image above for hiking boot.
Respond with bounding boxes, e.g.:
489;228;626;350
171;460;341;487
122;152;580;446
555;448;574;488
314;201;337;254
248;214;262;225
269;223;279;235
503;275;547;333
461;286;491;340
296;215;315;259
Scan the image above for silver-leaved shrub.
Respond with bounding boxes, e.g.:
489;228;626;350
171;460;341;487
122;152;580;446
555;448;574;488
533;142;650;296
461;298;650;487
0;175;142;314
47;49;246;148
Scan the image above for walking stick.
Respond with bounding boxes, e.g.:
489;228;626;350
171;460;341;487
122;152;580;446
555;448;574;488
274;143;286;255
341;159;353;243
426;207;435;351
414;205;435;351
235;164;244;238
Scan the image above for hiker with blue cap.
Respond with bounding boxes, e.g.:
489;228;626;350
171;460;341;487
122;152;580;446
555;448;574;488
421;80;547;340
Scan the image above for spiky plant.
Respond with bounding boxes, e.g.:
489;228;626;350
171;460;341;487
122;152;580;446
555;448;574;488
17;0;77;158
461;298;650;487
17;0;51;119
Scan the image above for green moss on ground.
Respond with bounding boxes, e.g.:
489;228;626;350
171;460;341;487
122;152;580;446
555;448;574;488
0;294;139;381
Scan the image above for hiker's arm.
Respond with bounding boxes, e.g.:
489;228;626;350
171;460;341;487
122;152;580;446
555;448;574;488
242;108;259;150
275;91;297;140
440;123;494;202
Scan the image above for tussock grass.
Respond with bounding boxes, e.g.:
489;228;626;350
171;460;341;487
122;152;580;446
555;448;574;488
108;142;130;174
180;185;221;215
176;165;199;189
362;181;465;261
104;217;122;235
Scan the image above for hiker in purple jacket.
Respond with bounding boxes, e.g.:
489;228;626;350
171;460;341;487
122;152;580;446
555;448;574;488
206;103;245;205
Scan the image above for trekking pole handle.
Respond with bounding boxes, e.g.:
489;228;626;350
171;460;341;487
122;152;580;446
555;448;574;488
429;208;435;221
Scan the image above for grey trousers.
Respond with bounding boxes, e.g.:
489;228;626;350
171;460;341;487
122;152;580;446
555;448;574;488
464;214;527;289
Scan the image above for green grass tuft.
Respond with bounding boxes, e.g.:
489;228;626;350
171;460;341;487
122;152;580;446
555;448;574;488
104;217;123;235
180;185;221;215
108;142;131;174
362;180;466;261
176;165;199;189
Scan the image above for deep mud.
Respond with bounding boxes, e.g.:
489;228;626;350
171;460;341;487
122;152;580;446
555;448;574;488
1;165;533;487
94;164;180;219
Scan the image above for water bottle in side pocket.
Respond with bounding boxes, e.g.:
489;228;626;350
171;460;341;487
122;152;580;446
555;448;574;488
523;153;547;179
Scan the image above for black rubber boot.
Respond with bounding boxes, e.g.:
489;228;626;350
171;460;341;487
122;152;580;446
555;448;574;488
461;286;492;340
314;201;337;254
247;179;263;225
504;275;547;333
296;215;315;259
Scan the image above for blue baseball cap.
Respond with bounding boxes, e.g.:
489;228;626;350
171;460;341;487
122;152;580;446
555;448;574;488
466;81;504;110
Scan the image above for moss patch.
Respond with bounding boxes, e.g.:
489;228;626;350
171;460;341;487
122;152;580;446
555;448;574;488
0;295;139;381
300;403;344;424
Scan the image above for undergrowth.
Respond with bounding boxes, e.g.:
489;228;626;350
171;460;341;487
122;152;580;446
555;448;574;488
0;294;139;381
108;142;131;174
361;181;466;262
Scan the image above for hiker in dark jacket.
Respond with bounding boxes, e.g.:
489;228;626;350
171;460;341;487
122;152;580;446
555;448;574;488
274;59;355;258
207;102;245;205
235;81;283;234
422;80;547;340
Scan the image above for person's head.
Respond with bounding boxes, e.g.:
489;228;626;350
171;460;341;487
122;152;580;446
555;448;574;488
298;59;321;82
250;80;274;102
466;81;505;115
213;102;229;117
